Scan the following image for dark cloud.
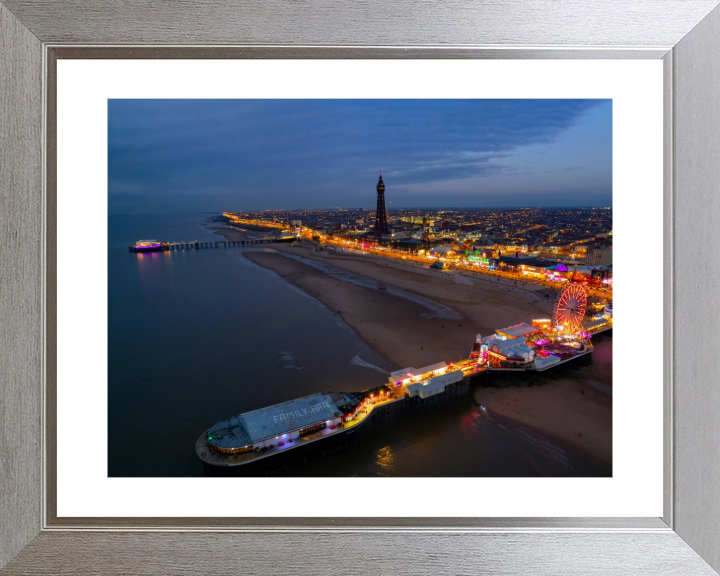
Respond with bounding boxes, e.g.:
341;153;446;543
109;99;611;213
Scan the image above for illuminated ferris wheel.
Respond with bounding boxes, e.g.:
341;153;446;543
553;284;587;333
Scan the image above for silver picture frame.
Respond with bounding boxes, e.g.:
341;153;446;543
2;1;720;573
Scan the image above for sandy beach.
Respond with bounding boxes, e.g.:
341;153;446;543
210;227;612;472
242;245;556;368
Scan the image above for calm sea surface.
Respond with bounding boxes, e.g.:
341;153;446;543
108;214;609;477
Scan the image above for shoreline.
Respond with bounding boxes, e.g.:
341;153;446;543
242;250;460;369
209;225;612;472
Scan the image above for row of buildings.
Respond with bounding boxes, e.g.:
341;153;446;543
425;247;613;286
222;205;612;268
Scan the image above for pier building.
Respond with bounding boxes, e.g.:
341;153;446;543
206;392;351;455
388;362;464;399
130;240;168;252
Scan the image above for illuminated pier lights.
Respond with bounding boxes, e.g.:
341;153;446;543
553;283;588;334
478;285;602;371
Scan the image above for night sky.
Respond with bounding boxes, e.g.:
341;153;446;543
108;99;611;214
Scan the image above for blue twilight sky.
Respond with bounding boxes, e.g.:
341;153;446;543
108;99;611;214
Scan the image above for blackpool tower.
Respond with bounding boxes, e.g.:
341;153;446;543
373;173;389;238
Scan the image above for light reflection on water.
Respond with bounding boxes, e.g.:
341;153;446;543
374;446;396;476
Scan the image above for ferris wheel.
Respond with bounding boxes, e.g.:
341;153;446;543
553;284;587;333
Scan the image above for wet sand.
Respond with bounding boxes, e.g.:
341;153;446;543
242;248;554;369
221;233;612;472
474;348;612;471
244;251;464;369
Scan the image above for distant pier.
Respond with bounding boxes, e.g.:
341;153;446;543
128;238;288;253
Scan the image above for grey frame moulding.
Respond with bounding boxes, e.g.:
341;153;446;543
1;1;720;574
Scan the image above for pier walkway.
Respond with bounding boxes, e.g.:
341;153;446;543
165;239;280;250
129;238;282;252
340;385;406;430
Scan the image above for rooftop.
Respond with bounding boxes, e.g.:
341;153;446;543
389;362;448;381
496;323;539;338
207;393;345;449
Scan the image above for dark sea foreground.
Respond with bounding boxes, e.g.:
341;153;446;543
108;214;610;478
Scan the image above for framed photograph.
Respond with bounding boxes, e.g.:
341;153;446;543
2;1;720;574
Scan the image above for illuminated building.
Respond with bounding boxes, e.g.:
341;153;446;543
205;392;350;455
130;240;168;253
388;362;463;399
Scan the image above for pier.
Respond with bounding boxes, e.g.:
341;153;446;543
128;238;283;252
196;388;407;469
193;271;608;473
195;374;476;471
194;345;599;474
195;333;598;471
